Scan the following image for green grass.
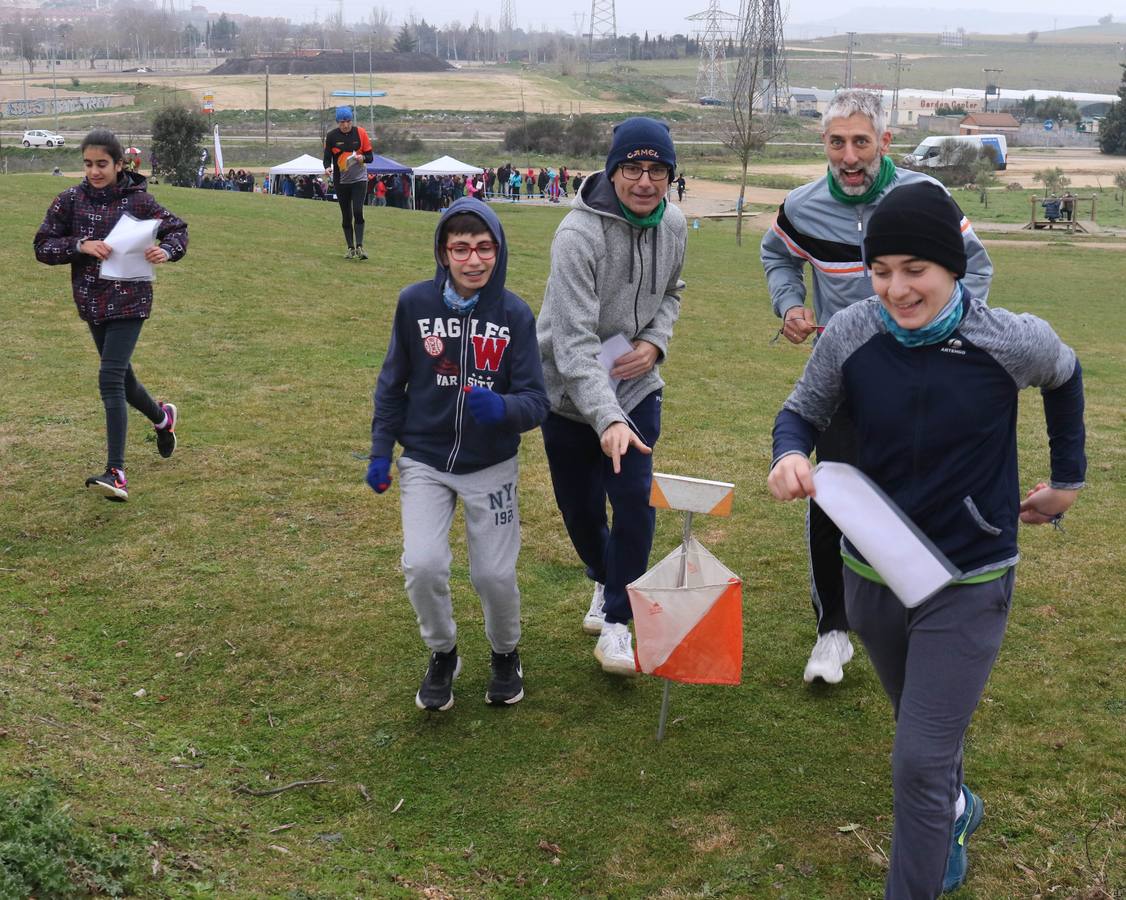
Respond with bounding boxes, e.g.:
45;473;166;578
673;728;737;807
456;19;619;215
1;176;1123;897
954;187;1126;229
782;33;1126;94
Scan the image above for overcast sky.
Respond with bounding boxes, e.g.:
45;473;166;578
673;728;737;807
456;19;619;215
208;0;1117;34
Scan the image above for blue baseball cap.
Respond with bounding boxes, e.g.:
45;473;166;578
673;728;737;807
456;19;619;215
336;106;354;122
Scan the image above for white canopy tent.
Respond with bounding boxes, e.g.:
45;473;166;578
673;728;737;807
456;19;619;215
412;155;483;177
411;156;484;210
267;153;324;194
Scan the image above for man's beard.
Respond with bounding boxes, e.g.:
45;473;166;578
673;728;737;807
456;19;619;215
830;153;883;196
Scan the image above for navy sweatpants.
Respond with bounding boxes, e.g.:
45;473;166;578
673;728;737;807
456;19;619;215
845;568;1013;899
541;391;662;625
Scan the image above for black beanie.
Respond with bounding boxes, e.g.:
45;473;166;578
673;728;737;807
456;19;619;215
605;117;677;176
863;181;967;279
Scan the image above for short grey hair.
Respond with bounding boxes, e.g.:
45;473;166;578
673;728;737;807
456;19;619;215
822;89;887;137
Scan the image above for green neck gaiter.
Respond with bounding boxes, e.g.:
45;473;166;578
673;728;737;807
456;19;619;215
827;154;896;205
618;198;667;228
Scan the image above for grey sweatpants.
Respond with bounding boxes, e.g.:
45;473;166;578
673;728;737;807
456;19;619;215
398;455;522;655
845;567;1013;900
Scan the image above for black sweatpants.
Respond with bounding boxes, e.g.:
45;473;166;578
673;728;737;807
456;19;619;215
88;318;163;470
808;406;858;634
336;181;366;249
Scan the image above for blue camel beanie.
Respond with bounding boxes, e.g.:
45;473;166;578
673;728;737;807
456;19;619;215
335;106;354;122
605;117;676;176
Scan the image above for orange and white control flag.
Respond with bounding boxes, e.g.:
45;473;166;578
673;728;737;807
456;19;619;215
628;537;743;685
650;473;734;517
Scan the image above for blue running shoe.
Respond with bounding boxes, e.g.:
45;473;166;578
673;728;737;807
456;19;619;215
943;786;984;893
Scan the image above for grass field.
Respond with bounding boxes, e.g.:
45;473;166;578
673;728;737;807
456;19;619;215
1;177;1123;898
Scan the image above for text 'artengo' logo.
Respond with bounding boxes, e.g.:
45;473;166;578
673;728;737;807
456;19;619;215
626;148;660;159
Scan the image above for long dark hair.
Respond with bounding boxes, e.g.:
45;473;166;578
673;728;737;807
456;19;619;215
80;128;124;163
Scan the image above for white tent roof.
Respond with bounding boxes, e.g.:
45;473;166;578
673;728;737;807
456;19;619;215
412;155;483;176
269;153;324;176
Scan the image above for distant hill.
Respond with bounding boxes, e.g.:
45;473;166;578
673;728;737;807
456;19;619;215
211;53;452;76
788;8;1111;39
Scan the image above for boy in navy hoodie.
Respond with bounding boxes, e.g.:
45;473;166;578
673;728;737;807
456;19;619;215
367;198;549;712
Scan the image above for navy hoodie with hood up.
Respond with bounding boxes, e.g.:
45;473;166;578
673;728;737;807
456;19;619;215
370;198;549;474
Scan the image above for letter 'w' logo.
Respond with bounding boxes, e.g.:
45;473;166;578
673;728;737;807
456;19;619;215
471;336;508;371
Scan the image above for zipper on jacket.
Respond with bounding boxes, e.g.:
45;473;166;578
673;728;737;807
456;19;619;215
634;229;645;335
445;315;473;471
910;348;928;506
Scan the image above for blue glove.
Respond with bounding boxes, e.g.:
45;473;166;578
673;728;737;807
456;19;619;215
464;386;506;425
366;456;392;494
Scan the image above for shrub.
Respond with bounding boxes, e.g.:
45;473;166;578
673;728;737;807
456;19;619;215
1033;166;1070;194
151;105;208;187
0;779;137;897
503;115;609;158
505;116;565;154
373;128;422;155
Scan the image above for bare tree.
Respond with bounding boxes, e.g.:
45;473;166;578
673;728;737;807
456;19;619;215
369;6;395;51
727;2;783;245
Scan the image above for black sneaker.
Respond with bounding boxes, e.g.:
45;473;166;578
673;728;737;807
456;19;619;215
415;647;462;711
355;245;368;260
485;649;524;706
85;467;128;501
155;402;177;459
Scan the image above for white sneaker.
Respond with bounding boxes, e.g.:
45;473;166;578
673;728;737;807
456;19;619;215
595;621;638;676
582;582;606;635
803;630;853;684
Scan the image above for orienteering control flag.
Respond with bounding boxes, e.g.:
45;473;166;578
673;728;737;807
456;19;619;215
628;536;743;685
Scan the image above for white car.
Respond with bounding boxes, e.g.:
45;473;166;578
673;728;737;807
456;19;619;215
23;129;66;148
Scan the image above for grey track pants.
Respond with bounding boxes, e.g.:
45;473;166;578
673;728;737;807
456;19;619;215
398;455;522;655
845;567;1013;900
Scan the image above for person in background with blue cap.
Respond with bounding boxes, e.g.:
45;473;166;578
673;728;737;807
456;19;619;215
323;106;374;259
537;116;687;676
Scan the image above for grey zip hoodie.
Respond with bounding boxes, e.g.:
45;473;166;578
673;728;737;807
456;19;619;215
537;170;687;436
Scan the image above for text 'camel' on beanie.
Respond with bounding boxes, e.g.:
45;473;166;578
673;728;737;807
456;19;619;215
605;117;677;176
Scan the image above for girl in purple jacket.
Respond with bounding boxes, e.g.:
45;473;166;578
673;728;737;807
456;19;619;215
34;128;188;502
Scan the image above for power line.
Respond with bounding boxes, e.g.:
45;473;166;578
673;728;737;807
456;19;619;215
686;0;739;103
588;0;617;66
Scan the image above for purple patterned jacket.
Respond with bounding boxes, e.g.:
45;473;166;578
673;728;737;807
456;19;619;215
33;171;188;324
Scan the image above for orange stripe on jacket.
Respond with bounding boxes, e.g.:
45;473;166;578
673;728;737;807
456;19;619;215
771;219;867;276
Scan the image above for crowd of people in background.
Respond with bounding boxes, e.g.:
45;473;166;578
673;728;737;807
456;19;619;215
197;168;256;192
184;158;690;213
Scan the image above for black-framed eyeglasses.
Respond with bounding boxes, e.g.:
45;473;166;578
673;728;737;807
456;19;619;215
618;163;671;182
446;241;497;262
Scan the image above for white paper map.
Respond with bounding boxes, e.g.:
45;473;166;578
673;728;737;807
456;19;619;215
598;333;634;390
811;461;961;608
99;213;159;282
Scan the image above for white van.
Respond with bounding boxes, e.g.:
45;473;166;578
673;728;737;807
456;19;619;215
904;134;1008;170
